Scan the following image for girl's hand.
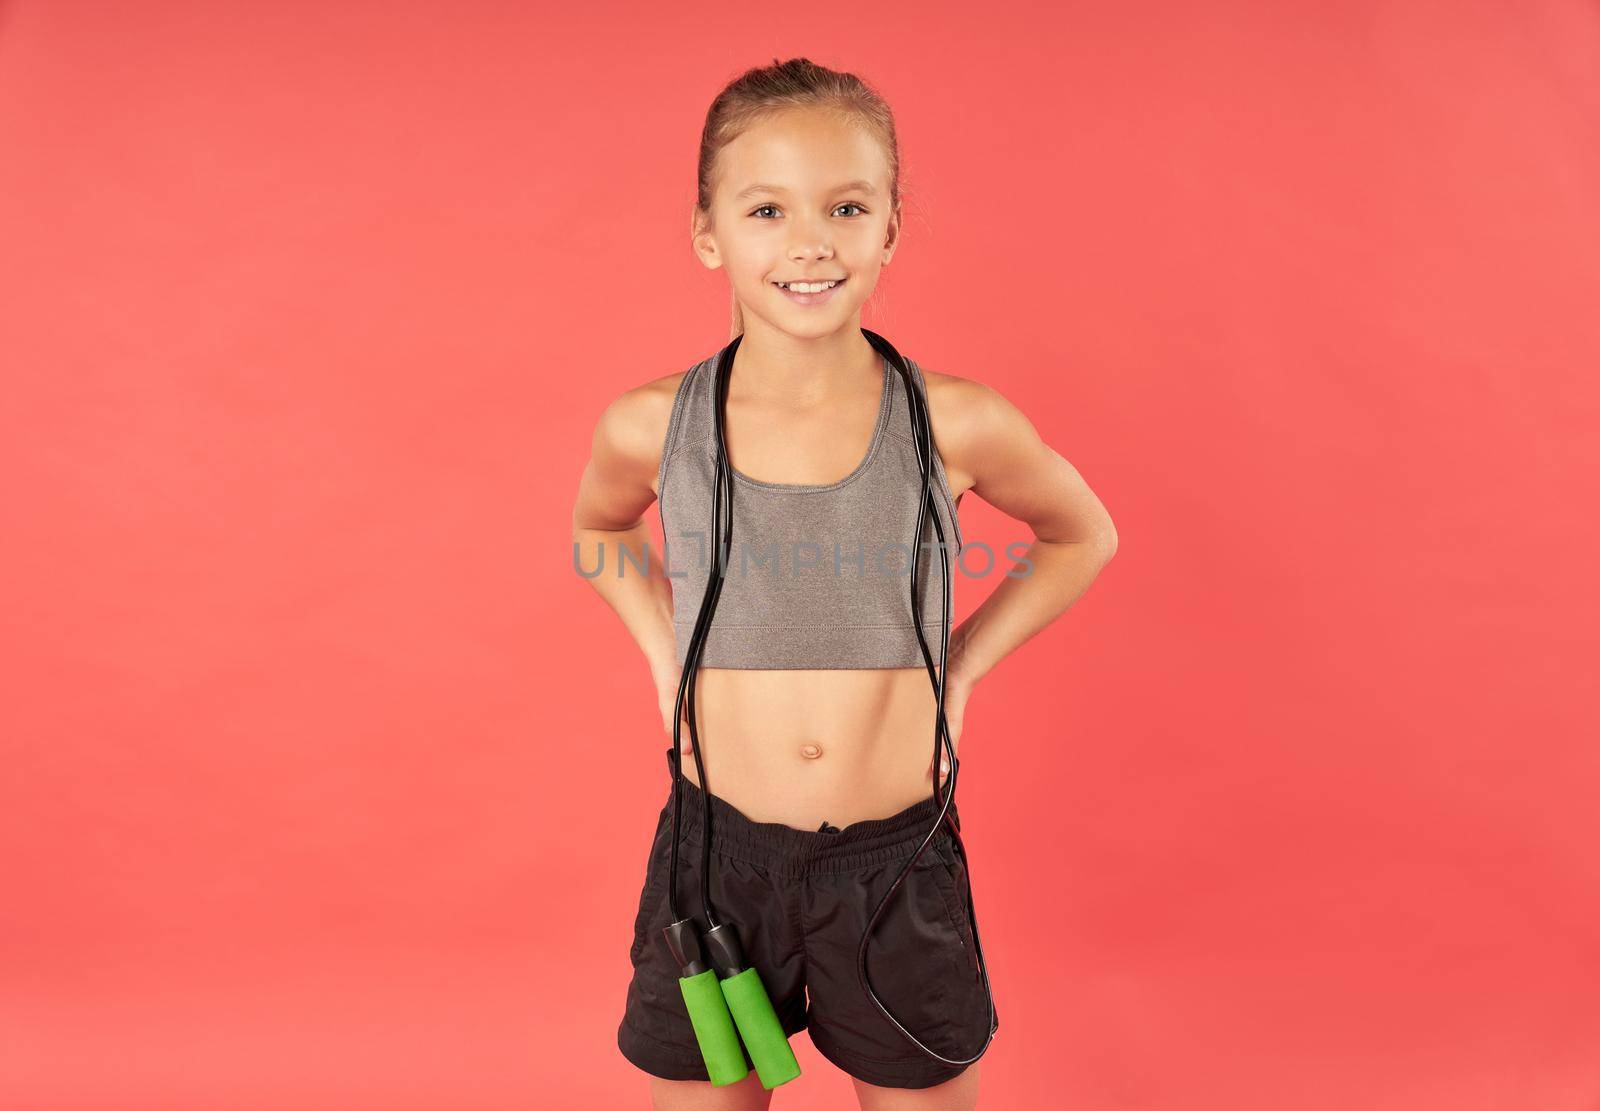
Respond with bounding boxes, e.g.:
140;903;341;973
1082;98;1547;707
654;661;694;755
930;673;971;783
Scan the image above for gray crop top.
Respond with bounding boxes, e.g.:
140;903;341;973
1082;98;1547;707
656;349;965;670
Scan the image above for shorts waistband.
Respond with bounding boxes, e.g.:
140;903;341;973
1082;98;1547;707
659;746;959;877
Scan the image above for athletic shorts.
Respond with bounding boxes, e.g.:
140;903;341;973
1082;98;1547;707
617;746;996;1090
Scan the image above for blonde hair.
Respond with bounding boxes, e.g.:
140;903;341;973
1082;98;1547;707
693;57;903;339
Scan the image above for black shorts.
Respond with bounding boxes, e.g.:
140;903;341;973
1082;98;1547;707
617;747;996;1090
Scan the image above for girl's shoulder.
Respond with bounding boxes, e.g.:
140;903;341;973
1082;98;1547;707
916;363;995;416
588;369;692;496
917;363;979;395
913;364;1026;496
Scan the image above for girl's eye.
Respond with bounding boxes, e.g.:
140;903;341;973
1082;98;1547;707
749;203;868;219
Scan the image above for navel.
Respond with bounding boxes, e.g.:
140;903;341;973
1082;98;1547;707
799;742;823;760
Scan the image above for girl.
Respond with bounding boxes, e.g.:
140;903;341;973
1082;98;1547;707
573;57;1118;1111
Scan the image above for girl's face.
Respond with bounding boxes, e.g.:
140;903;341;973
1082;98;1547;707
694;107;899;340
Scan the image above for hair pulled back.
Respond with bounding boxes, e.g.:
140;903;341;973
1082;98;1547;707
694;57;902;338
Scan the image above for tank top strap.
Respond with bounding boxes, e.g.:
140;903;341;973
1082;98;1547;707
656;356;715;496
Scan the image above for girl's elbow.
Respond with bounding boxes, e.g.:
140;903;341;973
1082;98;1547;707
1094;522;1118;559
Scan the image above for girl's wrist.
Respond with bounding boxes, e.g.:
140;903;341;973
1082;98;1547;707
649;652;681;687
944;636;979;692
945;660;978;697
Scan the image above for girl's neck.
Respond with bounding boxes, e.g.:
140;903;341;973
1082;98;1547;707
729;324;880;406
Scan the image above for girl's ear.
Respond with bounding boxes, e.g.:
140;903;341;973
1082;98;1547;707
883;204;902;265
690;205;723;270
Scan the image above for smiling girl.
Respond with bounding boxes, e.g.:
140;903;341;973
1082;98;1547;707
572;57;1117;1111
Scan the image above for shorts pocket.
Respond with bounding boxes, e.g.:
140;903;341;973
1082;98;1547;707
628;807;673;964
930;840;980;973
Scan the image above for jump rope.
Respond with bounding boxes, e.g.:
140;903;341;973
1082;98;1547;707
659;327;999;1088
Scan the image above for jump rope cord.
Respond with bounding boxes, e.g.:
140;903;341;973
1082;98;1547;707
860;329;998;1064
667;340;734;928
665;330;997;1064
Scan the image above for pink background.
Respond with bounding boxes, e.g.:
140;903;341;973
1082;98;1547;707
3;1;1597;1108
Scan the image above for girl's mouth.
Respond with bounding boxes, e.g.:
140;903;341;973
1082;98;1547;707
772;277;847;306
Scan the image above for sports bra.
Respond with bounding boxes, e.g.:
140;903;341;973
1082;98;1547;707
656;348;964;670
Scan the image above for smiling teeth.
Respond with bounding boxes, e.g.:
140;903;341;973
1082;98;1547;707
779;280;839;292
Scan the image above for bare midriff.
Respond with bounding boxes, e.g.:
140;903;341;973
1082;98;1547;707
673;665;952;831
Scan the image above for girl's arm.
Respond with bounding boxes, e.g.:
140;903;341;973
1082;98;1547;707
932;375;1119;695
571;381;685;721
